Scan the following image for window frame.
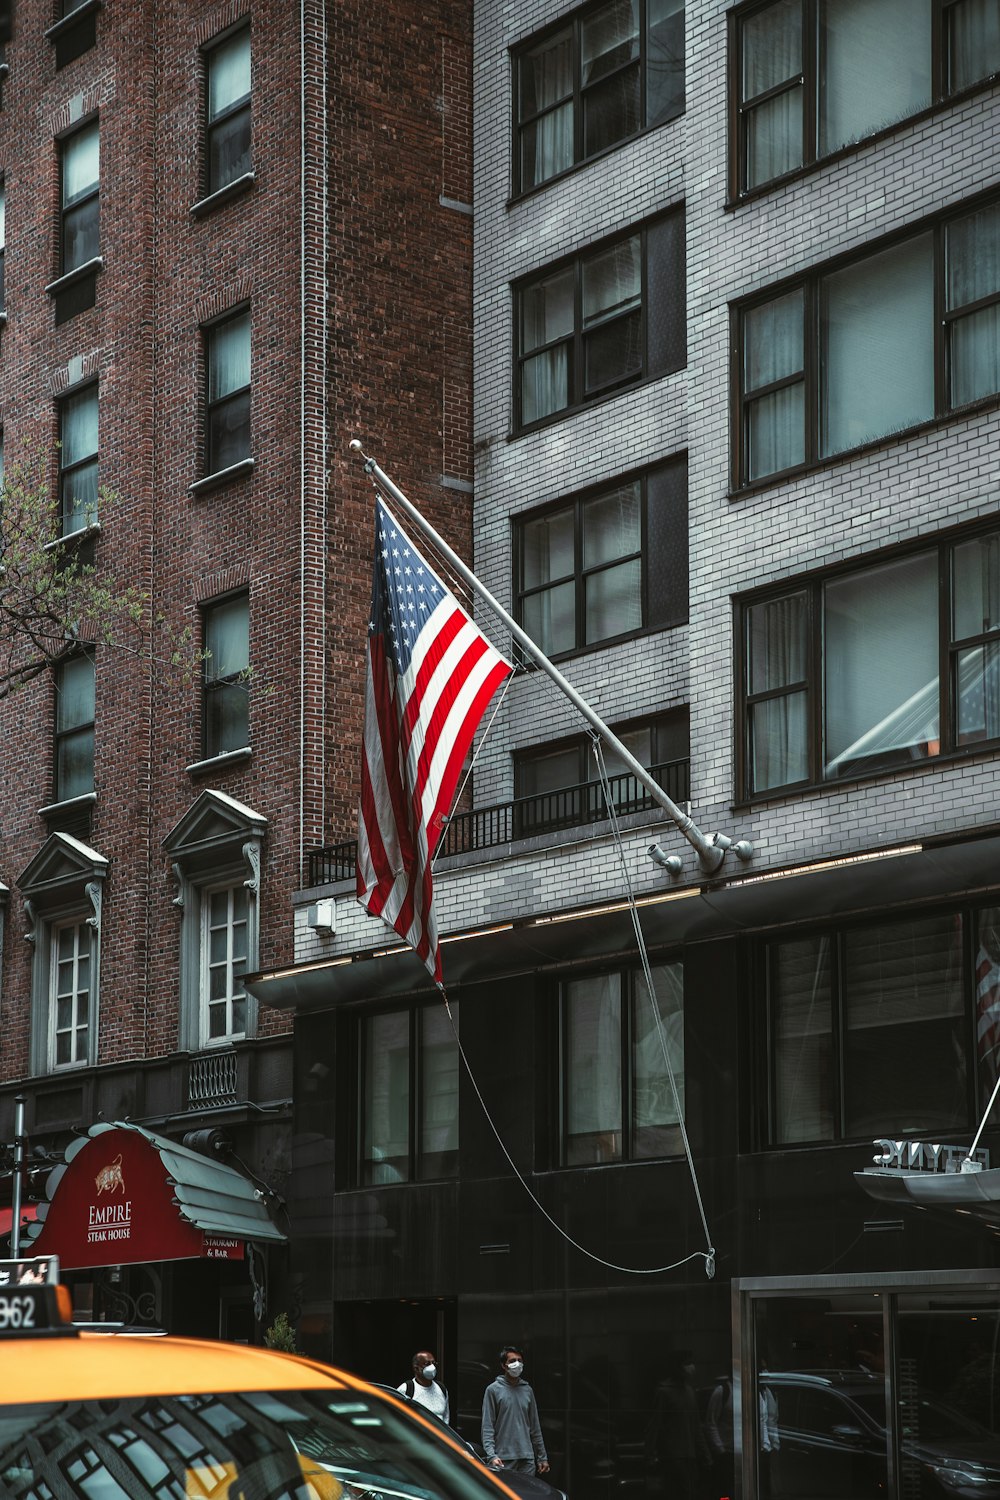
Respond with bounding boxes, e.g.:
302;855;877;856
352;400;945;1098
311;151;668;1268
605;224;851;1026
199;878;250;1047
515;209;686;434
514;456;689;658
204;24;252;199
203;306;251;478
557;958;685;1168
730;0;1000;201
48;913;93;1071
201;590;250;761
59;117;100;278
754;901;996;1150
732;191;1000;490
736;521;1000;801
57;380;99;537
512;0;686;198
356;1001;461;1187
53;650;95;804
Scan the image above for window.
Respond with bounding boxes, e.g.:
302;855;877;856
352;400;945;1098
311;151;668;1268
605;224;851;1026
205;309;251;474
733;0;1000;196
515;709;689;835
515;0;685;194
60;121;99;275
517;457;688;657
48;0;99;69
561;960;683;1165
58;384;98;535
202;593;249;759
740;526;1000;797
206;27;251;196
759;905;1000;1145
359;1003;460;1184
54;652;95;802
164;788;265;1053
201;881;248;1044
18;831;106;1076
516;209;685;430
736;198;1000;484
50;916;92;1069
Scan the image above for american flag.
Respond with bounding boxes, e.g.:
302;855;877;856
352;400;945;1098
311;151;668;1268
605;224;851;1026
357;497;512;984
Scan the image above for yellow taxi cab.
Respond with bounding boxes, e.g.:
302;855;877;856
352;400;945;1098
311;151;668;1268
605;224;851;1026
1;1257;520;1500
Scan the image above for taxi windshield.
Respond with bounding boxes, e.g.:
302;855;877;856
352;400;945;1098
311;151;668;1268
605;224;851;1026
0;1386;500;1500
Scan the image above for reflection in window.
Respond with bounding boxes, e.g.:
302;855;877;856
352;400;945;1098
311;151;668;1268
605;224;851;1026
55;652;95;801
61;120;99;274
361;1002;460;1184
766;912;970;1145
563;961;683;1165
59;383;99;535
202;593;249;758
205;309;251;474
206;27;251;195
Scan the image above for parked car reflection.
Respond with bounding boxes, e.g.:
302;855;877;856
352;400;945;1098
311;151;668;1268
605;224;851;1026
767;1370;1000;1500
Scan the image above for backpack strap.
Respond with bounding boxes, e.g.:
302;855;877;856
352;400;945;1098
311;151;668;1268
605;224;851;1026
405;1380;415;1398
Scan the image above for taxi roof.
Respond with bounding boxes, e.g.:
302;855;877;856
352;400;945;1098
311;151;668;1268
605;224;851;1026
15;1332;360;1404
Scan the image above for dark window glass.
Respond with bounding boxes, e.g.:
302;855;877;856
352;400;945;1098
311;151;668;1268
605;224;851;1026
737;201;1000;486
206;28;251;194
360;1002;459;1185
517;212;684;429
517;458;687;655
61;121;99;275
741;527;1000;797
563;961;683;1165
767;913;968;1145
203;593;249;758
54;653;95;801
206;310;250;473
516;0;684;193
52;918;91;1068
58;384;98;536
735;0;996;194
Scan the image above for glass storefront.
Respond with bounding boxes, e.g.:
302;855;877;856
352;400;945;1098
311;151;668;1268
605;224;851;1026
740;1274;1000;1500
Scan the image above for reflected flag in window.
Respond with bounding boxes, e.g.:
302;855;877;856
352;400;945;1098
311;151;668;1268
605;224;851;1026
358;498;512;984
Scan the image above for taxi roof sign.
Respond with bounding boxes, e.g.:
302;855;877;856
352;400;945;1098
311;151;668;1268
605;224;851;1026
0;1255;60;1286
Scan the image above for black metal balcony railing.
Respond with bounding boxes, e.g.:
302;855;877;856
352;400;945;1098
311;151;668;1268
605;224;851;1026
307;757;690;888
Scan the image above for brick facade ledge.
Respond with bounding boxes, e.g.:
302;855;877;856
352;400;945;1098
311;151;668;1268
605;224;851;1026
189;458;254;496
185;747;252;778
44;256;104;298
190;173;256;219
36;791;97;819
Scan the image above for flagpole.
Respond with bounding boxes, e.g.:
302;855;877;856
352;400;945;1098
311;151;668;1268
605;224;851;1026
350;441;749;876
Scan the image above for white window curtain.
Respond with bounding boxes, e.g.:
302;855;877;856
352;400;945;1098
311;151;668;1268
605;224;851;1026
63;121;99;204
522;507;575;654
823;551;938;777
772;934;833;1144
521;267;574;424
947;203;1000;408
565;972;622;1164
820;235;935;458
209;313;250;402
632;961;684;1157
205;595;248;683
209;29;251;119
819;0;931;155
61;387;98;467
747;593;808;790
949;0;1000;90
745;289;804;478
520;30;573;187
583;484;641;643
742;0;803;187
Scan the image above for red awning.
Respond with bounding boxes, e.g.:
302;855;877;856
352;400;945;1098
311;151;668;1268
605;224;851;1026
23;1122;285;1270
0;1204;39;1237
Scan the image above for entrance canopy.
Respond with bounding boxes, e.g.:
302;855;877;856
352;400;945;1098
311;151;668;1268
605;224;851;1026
23;1121;285;1270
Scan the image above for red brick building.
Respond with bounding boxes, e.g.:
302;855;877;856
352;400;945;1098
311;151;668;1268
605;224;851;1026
0;0;472;1338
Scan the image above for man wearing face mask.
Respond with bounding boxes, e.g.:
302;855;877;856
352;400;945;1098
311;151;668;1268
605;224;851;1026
398;1351;450;1422
482;1346;550;1475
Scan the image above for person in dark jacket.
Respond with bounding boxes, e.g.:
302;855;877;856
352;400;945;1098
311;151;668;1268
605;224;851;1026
645;1349;710;1500
481;1346;550;1475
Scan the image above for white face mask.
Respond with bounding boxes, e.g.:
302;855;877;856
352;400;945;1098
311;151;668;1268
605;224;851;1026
506;1361;523;1378
421;1364;437;1382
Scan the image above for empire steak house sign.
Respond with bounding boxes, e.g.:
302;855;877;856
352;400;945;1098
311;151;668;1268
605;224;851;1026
32;1128;245;1269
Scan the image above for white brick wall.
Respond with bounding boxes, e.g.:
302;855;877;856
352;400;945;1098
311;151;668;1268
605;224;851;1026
298;3;1000;965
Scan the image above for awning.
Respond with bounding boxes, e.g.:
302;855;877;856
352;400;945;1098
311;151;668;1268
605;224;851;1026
0;1204;38;1238
855;1167;1000;1227
22;1122;286;1270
